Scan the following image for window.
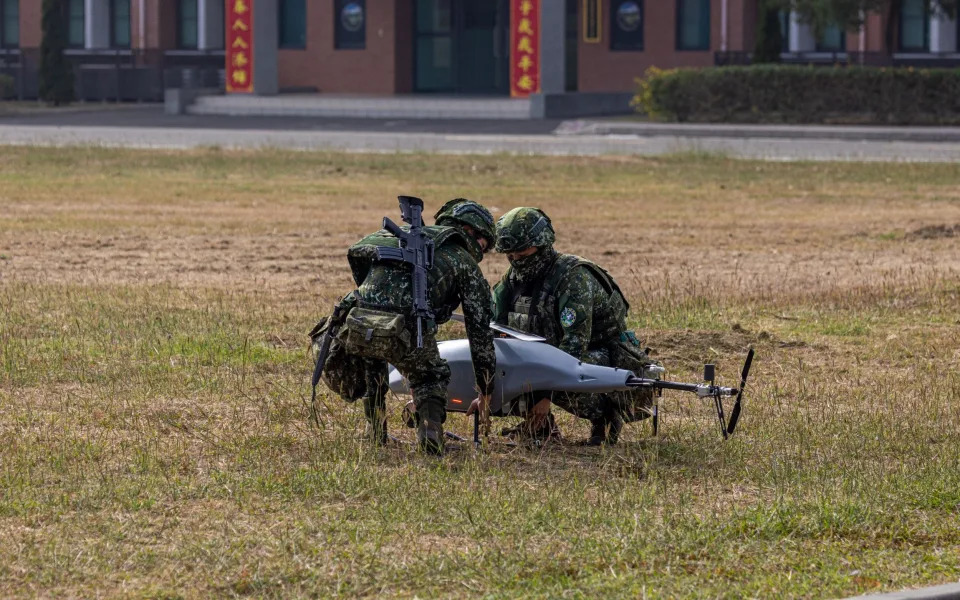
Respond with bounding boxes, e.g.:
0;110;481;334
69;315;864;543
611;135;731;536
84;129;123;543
899;0;928;51
335;0;365;50
778;10;790;53
179;0;198;49
111;0;130;47
1;0;18;48
610;0;643;51
279;0;306;49
68;0;84;47
676;0;709;50
816;23;845;51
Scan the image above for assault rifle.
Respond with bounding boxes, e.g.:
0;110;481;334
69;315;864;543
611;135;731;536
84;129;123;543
375;196;434;348
309;300;349;426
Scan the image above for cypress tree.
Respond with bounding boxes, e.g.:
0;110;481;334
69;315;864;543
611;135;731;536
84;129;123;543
39;0;75;105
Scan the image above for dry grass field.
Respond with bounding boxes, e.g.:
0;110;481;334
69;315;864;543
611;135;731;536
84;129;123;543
1;146;959;598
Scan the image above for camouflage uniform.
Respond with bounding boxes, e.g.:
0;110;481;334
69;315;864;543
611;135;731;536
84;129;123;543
324;199;496;453
492;207;655;444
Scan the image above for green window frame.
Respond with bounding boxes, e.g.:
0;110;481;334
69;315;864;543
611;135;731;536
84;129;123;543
178;0;198;49
898;0;929;52
778;10;790;53
815;23;845;52
1;0;18;48
279;0;307;49
111;0;131;48
68;0;85;48
676;0;710;51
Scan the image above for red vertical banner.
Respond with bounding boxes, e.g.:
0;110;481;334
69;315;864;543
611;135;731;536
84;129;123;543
226;0;254;93
510;0;540;98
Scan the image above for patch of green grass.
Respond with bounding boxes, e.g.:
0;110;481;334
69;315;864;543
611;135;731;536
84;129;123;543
2;147;960;598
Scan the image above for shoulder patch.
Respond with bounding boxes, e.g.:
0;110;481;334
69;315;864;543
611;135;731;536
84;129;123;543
560;306;577;328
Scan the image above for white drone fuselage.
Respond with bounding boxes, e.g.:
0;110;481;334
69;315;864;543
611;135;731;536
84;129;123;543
387;338;663;416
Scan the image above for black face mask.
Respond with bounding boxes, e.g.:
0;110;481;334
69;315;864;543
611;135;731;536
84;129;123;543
509;246;558;283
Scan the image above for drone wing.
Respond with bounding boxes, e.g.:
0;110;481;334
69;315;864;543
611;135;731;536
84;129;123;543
448;314;547;342
489;323;546;342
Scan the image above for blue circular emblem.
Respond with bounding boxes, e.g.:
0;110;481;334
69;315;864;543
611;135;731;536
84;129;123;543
341;2;364;33
560;307;577;328
616;1;642;32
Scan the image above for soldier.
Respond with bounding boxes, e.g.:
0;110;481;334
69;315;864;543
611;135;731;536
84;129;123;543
323;198;497;455
491;207;655;445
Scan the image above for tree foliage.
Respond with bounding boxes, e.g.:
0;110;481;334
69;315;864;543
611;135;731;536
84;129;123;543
771;0;957;54
754;0;785;63
778;0;956;32
39;0;74;106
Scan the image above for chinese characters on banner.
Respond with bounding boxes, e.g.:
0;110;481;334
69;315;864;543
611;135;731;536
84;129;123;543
226;0;254;93
510;0;540;98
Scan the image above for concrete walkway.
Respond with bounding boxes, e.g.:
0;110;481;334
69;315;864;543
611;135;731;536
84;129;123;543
845;581;960;599
2;107;960;161
564;120;960;143
188;94;533;120
2;122;960;162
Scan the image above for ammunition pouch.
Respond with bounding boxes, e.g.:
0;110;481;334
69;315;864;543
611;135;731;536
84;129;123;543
507;295;539;334
310;314;366;402
339;306;412;360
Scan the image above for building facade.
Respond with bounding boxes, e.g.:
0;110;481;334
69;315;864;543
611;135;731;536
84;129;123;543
1;0;959;101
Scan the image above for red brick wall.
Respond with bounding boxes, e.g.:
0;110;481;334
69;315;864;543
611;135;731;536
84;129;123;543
133;0;177;50
578;0;725;93
19;0;42;47
731;0;757;53
393;0;413;93
278;0;404;94
865;12;888;51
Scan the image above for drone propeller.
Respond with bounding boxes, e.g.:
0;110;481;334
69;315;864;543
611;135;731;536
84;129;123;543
726;348;754;436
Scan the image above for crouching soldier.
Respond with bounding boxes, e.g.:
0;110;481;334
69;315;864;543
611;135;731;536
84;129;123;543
316;198;497;455
491;207;656;445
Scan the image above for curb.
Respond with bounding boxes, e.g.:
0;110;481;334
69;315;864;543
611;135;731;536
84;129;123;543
557;120;960;143
845;582;960;600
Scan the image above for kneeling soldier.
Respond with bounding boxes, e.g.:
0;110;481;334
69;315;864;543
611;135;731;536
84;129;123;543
492;207;655;445
323;198;496;455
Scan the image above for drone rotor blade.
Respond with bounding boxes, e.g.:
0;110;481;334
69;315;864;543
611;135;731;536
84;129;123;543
726;348;755;436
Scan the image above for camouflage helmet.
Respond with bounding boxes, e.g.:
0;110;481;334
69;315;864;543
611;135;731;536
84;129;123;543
434;198;496;249
494;207;555;253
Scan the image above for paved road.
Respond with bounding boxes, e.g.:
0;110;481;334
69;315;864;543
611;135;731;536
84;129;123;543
0;105;563;135
2;106;959;161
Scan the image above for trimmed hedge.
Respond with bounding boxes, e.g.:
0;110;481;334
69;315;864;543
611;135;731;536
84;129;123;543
0;74;13;99
633;65;960;124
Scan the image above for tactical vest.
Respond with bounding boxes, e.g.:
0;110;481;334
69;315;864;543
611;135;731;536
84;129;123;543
505;254;629;348
346;225;475;326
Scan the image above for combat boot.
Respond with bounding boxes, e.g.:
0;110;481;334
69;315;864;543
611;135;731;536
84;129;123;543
362;418;388;446
605;413;623;445
585;419;607;446
417;419;445;456
362;393;388;446
502;413;561;444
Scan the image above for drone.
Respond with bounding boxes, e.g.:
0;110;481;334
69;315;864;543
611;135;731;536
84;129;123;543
388;321;755;446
